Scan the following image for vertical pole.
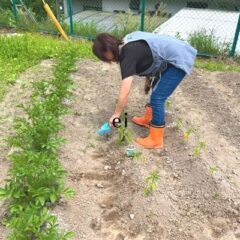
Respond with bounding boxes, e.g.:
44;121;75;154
230;13;240;57
12;0;18;26
140;0;146;31
67;0;74;35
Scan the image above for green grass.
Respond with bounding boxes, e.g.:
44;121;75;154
0;33;94;101
195;59;240;72
188;29;231;56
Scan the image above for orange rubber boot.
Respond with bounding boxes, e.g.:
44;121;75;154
132;104;152;128
135;125;164;149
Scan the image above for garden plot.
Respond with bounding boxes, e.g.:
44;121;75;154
52;60;240;240
0;58;240;240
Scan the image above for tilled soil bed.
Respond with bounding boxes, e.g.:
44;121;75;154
1;59;240;240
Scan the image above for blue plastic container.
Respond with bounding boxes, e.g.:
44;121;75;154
97;122;112;136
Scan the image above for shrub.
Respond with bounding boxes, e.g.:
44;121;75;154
188;29;231;56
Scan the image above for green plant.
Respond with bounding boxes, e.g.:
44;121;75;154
213;192;220;200
111;9;168;39
183;127;195;141
166;99;171;110
193;141;206;157
74;21;103;39
144;170;160;196
195;59;240;72
188;29;231;56
0;36;82;239
174;117;183;130
0;9;15;27
133;150;145;162
209;166;218;176
116;124;133;146
111;10;140;38
144;9;168;32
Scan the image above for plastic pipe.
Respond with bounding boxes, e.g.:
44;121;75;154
43;0;69;41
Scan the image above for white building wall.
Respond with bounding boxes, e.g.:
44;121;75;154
65;0;239;17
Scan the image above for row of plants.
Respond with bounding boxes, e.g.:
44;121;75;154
115;123;161;197
173;115;221;179
0;35;92;239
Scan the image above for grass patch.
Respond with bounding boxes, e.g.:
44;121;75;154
195;58;240;72
188;29;231;56
0;33;93;101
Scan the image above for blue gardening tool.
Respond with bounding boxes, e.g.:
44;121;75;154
97;122;112;136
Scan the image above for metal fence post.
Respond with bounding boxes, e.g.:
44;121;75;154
230;13;240;57
140;0;146;31
67;0;74;35
12;0;18;26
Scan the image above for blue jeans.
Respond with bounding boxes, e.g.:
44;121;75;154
150;64;186;126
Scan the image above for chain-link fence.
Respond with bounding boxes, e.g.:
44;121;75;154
0;0;239;56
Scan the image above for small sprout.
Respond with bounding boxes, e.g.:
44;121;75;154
174;117;183;130
187;208;196;218
166;100;171;110
144;170;160;196
133;150;145;162
193;141;206;157
183;127;195;141
209;166;218;176
213;192;220;199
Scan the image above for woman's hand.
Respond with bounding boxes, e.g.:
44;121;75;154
109;113;120;128
110;76;133;127
144;76;152;94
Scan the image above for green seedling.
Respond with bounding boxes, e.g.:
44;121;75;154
174;117;183;130
144;170;160;196
209;166;218;176
187;208;196;218
213;192;221;200
116;125;133;146
133;150;145;162
166;100;171;110
193;141;206;157
183;127;196;141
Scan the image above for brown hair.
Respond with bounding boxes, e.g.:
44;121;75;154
92;33;122;62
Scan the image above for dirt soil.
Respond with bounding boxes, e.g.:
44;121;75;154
0;59;240;240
